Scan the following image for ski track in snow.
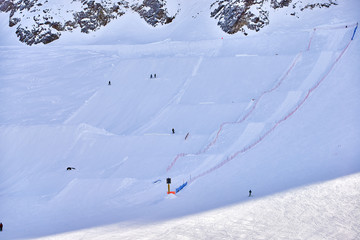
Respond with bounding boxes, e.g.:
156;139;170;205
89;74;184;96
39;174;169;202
167;24;357;184
63;91;100;125
167;52;303;172
132;56;204;135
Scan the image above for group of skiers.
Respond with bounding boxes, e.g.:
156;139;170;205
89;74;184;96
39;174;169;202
107;73;158;86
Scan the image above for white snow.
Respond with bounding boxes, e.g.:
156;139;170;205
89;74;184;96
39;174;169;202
32;173;360;240
0;0;360;239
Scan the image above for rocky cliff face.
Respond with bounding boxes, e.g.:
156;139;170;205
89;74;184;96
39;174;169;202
210;0;337;35
0;0;178;45
0;0;337;45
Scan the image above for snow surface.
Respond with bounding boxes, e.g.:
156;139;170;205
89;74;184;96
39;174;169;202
1;0;360;239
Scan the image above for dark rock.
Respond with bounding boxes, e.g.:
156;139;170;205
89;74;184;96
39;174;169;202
211;0;269;35
131;0;176;26
9;17;21;27
16;25;60;45
211;0;337;36
271;0;293;9
0;1;14;12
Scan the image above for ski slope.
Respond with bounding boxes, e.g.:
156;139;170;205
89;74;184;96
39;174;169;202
31;173;360;240
1;1;360;239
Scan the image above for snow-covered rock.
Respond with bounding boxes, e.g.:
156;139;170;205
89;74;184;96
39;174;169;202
0;0;338;45
210;0;338;35
0;0;178;45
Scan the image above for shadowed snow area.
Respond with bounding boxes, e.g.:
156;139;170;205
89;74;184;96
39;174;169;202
0;1;360;239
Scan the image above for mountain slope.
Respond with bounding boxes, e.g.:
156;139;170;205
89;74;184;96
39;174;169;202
0;1;359;240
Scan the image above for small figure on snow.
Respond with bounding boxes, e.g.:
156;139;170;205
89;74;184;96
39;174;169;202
67;167;76;171
0;222;3;231
172;128;175;134
108;81;111;85
150;74;153;79
185;132;190;140
248;190;252;197
154;73;157;78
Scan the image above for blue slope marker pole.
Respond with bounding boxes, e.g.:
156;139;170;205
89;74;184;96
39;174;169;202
351;22;358;40
176;182;187;193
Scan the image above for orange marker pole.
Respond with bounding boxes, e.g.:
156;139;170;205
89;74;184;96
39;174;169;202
166;178;175;194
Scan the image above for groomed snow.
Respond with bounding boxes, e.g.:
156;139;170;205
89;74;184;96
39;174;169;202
33;173;360;240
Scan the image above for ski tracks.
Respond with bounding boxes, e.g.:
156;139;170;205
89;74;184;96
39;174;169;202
167;52;302;172
132;56;204;135
168;24;356;183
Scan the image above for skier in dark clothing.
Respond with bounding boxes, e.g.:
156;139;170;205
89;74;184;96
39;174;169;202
248;190;252;197
150;74;153;78
108;81;111;85
172;128;175;134
0;222;3;231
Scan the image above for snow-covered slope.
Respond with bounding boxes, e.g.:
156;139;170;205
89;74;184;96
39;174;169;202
0;1;360;239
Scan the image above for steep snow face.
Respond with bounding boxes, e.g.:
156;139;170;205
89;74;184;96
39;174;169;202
0;0;339;45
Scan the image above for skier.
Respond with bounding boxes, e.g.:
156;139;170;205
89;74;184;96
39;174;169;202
185;132;189;140
108;81;111;85
172;128;175;134
150;74;153;78
154;73;157;78
0;222;3;231
248;190;252;197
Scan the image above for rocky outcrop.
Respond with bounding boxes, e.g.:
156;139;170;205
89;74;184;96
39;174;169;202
210;0;269;35
73;1;125;34
270;0;292;9
0;0;337;45
0;0;177;45
131;0;176;26
210;0;338;35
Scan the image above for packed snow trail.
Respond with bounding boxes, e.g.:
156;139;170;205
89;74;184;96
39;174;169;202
167;52;302;171
132;56;204;135
189;44;351;183
167;24;357;185
29;173;360;240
